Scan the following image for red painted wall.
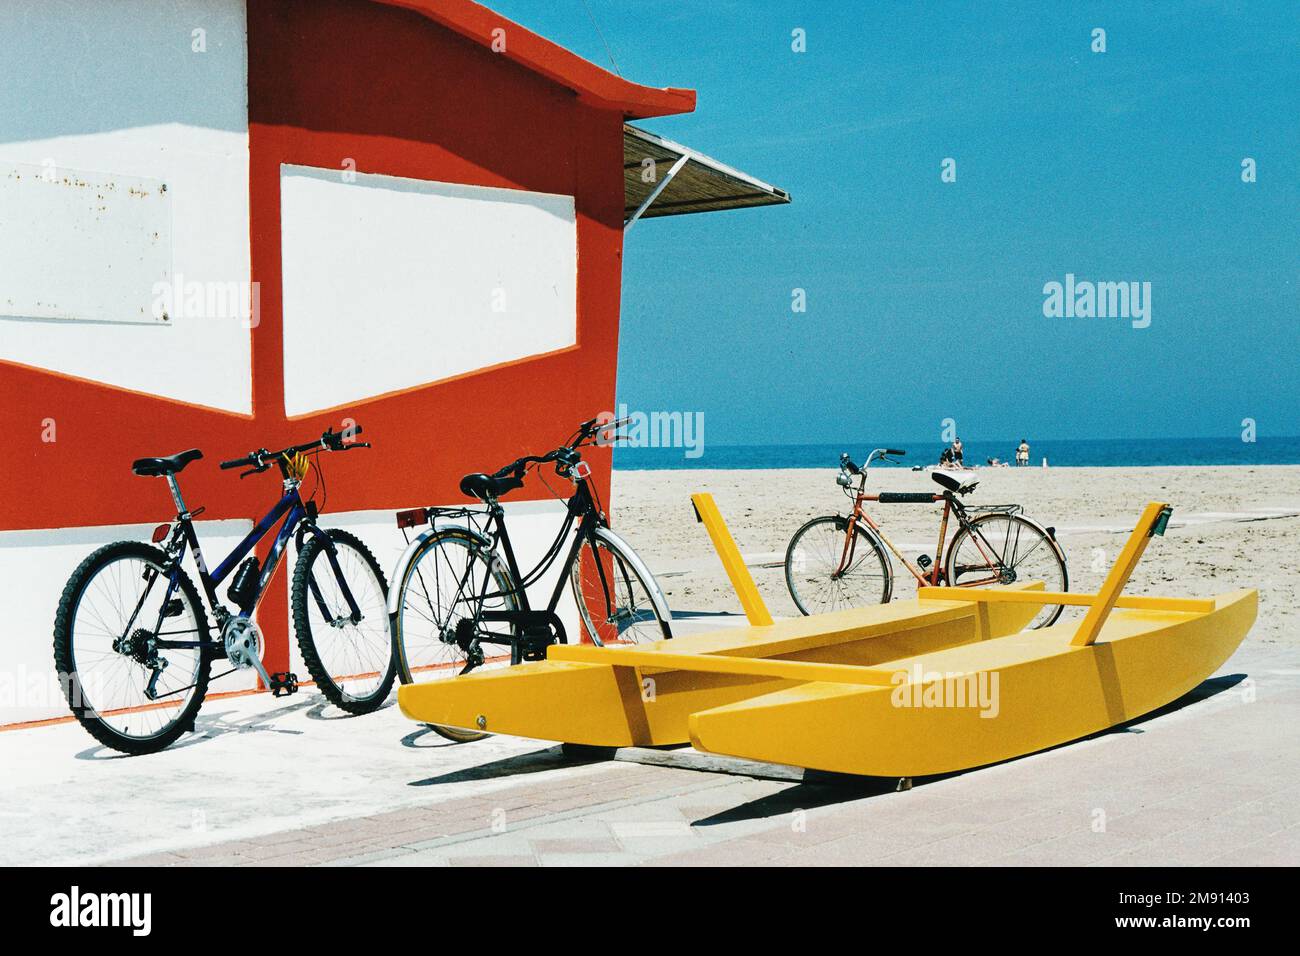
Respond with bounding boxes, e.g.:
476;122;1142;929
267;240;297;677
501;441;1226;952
2;0;631;674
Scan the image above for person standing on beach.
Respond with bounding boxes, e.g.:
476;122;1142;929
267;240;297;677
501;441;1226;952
952;437;964;467
1017;439;1030;466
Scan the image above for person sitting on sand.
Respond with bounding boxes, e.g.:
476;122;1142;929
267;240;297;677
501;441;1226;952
952;438;964;467
939;447;955;468
1017;439;1030;466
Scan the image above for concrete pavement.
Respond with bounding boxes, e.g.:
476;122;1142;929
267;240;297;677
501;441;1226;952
2;637;1296;867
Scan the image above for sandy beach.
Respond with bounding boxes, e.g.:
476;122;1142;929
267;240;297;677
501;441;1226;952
611;465;1300;646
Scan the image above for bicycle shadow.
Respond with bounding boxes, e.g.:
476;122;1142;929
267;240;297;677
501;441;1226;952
400;724;485;749
303;697;397;721
73;697;313;760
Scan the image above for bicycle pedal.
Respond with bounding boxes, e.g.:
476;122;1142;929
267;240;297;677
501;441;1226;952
162;599;185;618
917;554;933;570
269;671;299;697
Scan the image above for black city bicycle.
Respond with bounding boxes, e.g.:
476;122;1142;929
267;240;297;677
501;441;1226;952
389;417;672;742
53;426;394;755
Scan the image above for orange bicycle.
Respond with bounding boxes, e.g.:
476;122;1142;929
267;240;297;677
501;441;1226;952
784;448;1067;626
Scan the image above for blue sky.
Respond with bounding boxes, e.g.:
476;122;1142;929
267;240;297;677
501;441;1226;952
491;1;1298;444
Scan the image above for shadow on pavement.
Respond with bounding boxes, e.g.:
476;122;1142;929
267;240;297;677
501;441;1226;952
74;698;315;760
408;744;600;786
692;773;900;827
1103;673;1246;735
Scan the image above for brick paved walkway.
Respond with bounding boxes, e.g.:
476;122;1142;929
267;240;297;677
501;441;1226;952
78;642;1299;867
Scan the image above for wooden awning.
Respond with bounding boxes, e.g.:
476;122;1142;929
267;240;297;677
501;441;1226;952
623;124;790;224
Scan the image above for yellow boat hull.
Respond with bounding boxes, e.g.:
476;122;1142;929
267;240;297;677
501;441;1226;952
397;584;1045;747
396;499;1257;778
689;588;1256;777
397;586;1255;777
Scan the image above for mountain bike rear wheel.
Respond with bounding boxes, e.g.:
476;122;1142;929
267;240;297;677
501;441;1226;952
53;541;211;755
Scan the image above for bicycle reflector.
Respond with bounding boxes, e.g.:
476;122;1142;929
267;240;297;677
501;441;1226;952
572;461;592;480
151;523;171;543
395;507;429;529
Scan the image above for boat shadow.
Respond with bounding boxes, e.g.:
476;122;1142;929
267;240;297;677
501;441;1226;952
407;744;602;785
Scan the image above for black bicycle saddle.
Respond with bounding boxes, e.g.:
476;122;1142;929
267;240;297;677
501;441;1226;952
459;472;525;501
931;470;979;495
132;449;203;477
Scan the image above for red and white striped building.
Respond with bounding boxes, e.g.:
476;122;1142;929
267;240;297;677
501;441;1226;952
0;0;787;726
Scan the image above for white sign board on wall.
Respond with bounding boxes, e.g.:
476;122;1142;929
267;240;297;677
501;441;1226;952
279;165;578;416
0;161;172;324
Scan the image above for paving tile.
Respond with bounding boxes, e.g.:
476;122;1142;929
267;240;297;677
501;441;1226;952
449;854;537;866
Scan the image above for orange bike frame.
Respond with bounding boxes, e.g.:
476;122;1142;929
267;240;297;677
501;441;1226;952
836;486;1006;588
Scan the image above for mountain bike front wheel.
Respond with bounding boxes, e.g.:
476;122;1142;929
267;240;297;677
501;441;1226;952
53;541;211;755
391;529;518;743
945;513;1068;627
784;515;893;615
292;528;394;715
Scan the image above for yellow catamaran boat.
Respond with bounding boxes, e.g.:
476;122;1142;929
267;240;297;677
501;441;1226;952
397;499;1256;777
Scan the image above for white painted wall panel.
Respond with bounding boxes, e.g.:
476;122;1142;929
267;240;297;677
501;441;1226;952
279;166;577;416
0;520;258;728
0;0;251;413
0;161;172;324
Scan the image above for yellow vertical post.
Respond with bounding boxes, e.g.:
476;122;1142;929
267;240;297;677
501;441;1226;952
691;492;774;627
1071;501;1170;646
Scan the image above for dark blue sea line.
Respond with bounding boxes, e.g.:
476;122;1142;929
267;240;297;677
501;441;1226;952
613;436;1300;471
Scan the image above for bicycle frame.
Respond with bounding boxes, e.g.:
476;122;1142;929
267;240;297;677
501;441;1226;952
839;476;1012;589
410;473;616;663
147;474;360;660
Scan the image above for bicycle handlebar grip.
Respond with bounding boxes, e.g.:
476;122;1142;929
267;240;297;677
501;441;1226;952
886;448;907;457
491;457;525;479
840;453;861;475
323;424;363;450
220;457;249;470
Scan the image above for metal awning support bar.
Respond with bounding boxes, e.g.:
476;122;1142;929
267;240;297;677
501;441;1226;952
624;152;689;230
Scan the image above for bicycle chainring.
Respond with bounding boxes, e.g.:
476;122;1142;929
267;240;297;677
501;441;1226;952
222;616;263;670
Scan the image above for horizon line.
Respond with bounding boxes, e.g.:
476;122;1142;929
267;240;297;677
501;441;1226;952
614;434;1298;449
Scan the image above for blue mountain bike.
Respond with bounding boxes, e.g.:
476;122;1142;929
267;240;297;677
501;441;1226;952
53;426;394;754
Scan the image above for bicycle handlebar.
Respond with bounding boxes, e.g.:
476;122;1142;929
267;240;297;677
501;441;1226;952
840;447;907;476
220;426;367;472
486;416;623;482
490;445;579;480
